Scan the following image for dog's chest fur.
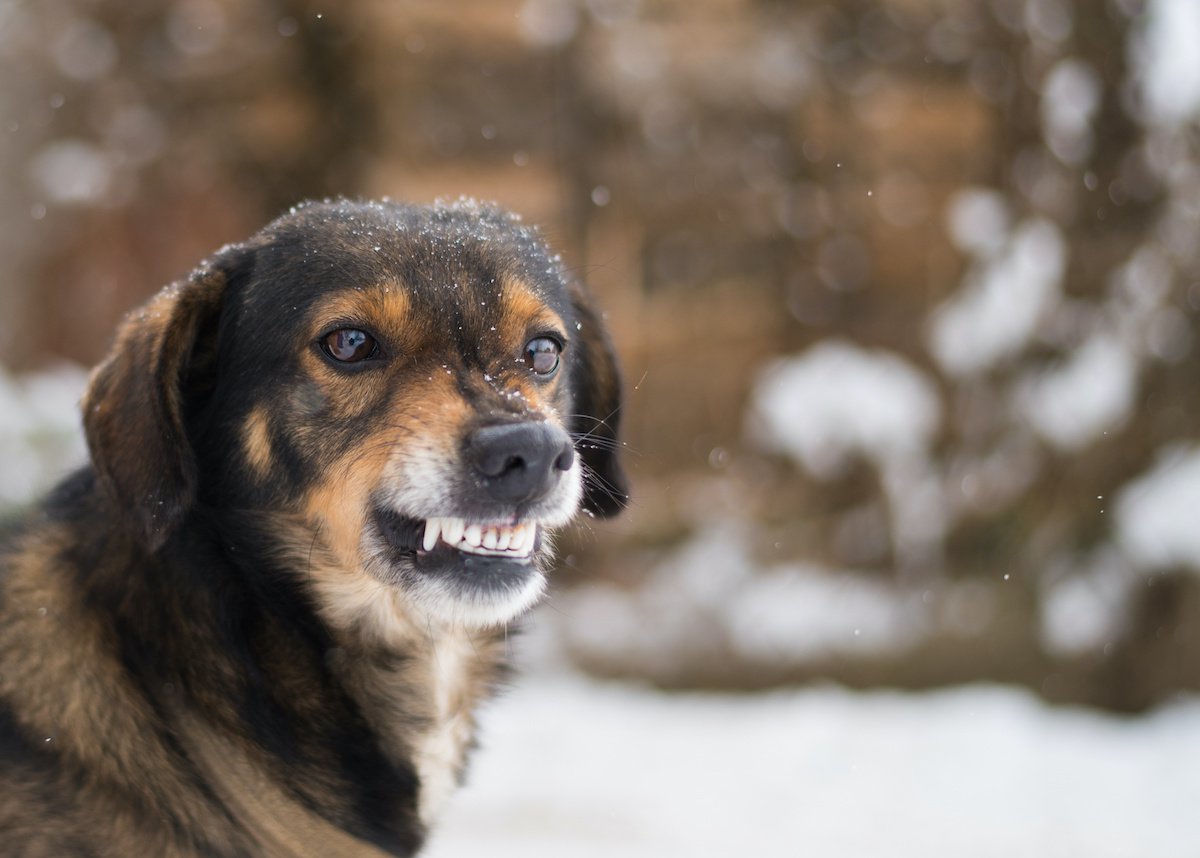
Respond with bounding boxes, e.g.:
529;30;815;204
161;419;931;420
327;613;506;826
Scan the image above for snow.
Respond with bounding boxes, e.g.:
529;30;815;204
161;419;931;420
929;217;1066;377
1133;0;1200;125
1016;332;1136;451
1115;445;1200;573
747;340;946;567
1039;548;1135;657
518;0;581;49
944;187;1009;257
0;363;89;509
425;673;1200;858
748;339;941;479
1040;57;1101;166
727;562;925;661
28;140;114;206
556;526;928;673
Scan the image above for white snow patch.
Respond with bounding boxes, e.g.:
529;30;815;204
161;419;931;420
1039;549;1135;657
728;563;926;662
944;187;1010;256
1040;58;1101;166
1016;332;1136;451
930;217;1066;377
425;674;1200;858
1115;445;1200;573
0;364;89;509
28;140;113;206
558;526;753;675
747;340;947;566
1109;242;1174;341
1132;0;1200;125
556;526;928;671
748;340;941;479
518;0;580;48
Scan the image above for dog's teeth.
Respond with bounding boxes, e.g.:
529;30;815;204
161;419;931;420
417;519;538;558
441;517;465;547
422;518;441;552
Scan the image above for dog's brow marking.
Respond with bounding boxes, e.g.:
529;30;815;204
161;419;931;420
499;277;565;340
313;284;414;342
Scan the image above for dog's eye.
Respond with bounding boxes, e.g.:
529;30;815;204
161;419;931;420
524;337;561;377
322;328;377;363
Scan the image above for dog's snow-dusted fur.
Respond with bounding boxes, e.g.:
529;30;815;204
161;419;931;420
0;200;626;856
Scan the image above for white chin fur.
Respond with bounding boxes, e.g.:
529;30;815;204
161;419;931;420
411;568;547;629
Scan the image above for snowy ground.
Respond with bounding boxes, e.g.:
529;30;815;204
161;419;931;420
425;672;1200;858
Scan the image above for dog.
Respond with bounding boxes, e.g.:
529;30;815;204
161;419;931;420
0;198;626;856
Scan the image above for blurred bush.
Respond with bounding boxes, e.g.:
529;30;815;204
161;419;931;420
2;0;1198;711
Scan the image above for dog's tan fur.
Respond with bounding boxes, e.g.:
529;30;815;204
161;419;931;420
0;199;626;856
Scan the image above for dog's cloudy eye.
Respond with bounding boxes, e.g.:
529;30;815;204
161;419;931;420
524;337;561;377
322;328;377;363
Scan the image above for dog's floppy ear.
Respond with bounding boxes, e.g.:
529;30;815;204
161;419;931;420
568;283;629;517
82;245;250;551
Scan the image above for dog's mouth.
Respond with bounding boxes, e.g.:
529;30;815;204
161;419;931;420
373;509;542;564
371;507;550;626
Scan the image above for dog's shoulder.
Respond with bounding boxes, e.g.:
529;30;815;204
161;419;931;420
0;470;429;856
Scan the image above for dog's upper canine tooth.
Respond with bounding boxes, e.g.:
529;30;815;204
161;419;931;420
422;518;441;552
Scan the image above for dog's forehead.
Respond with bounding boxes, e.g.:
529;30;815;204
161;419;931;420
243;200;573;320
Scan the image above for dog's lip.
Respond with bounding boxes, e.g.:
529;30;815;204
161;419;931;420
374;509;540;562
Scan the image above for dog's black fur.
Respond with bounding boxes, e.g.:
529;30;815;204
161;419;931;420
0;199;625;856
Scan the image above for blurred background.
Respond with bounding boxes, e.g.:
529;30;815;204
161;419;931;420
3;0;1200;853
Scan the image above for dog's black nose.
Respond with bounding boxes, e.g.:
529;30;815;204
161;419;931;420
466;422;575;505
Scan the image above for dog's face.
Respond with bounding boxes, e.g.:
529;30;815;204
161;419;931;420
82;200;626;629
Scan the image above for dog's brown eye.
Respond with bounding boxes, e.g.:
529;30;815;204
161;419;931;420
322;328;377;363
524;337;561;377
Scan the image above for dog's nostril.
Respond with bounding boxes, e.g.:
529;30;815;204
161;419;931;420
499;454;526;478
466;422;573;504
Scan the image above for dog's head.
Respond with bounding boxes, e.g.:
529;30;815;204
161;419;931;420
83;199;626;629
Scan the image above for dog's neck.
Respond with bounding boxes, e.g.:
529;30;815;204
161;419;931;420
331;625;504;825
227;509;510;826
290;531;508;826
317;586;508;826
